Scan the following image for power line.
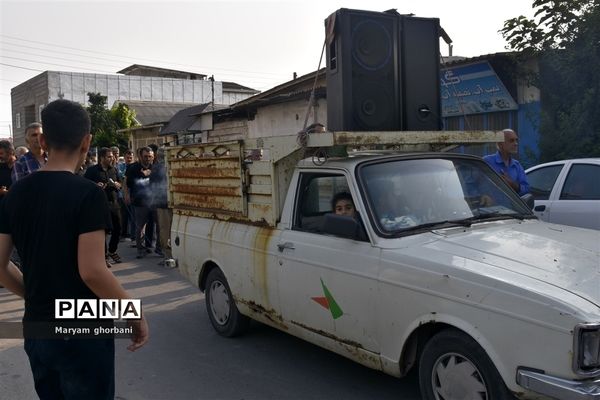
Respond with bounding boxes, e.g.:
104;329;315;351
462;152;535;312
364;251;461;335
2;48;126;70
0;62;43;72
2;55;116;74
1;48;284;85
1;34;289;78
1;40;284;83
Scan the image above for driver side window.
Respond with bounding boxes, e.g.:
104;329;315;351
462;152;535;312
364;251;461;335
293;173;349;232
293;173;367;241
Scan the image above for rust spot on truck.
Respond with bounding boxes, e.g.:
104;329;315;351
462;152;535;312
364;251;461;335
236;298;287;329
335;132;382;145
172;185;240;197
253;227;275;306
177;194;241;212
290;320;381;368
290;320;364;349
171;167;240;179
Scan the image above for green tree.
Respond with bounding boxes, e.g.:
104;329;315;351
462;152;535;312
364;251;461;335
501;0;600;161
86;92;137;151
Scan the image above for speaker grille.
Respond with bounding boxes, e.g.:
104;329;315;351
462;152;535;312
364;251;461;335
353;81;395;129
351;19;393;71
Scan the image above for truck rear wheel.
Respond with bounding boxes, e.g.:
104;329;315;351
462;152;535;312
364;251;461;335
205;268;249;337
418;329;513;400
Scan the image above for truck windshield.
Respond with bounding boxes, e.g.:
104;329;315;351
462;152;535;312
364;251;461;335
358;157;533;235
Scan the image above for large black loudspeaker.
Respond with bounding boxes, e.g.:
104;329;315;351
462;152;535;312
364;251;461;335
401;16;441;131
326;9;401;131
325;9;441;131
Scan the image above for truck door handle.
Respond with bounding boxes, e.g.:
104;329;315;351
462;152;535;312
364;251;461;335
277;242;295;252
534;205;546;212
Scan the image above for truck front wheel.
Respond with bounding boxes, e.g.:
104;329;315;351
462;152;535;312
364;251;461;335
205;268;250;337
418;329;513;400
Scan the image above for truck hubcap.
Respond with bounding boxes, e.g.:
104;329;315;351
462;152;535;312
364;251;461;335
209;280;230;325
431;353;487;400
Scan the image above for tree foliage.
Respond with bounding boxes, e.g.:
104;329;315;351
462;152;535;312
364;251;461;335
501;0;600;161
86;92;138;151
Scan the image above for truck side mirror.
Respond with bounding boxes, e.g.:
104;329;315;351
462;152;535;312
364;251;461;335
521;193;535;210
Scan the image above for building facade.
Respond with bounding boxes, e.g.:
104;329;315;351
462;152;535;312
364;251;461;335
10;65;258;146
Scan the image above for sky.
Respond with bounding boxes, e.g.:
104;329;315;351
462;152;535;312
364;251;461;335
0;0;537;138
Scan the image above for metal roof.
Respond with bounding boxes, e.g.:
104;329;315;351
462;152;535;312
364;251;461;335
231;68;326;109
117;64;207;79
160;103;210;135
222;81;260;93
116;100;195;126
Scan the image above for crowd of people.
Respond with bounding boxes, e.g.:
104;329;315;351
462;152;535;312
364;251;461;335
0;122;173;269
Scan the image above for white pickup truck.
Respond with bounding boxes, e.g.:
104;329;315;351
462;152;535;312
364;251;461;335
167;131;600;400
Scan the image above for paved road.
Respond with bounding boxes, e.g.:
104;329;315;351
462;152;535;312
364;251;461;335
0;244;421;400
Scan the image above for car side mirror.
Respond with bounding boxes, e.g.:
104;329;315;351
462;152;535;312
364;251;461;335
521;193;535;210
321;213;364;240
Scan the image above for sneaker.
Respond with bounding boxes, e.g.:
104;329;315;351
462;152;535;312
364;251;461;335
145;247;153;254
154;248;164;257
136;251;145;259
107;252;123;264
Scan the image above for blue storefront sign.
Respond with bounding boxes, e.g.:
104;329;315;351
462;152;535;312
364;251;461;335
440;61;518;117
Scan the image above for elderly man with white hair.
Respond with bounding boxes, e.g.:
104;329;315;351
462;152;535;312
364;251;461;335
483;128;530;196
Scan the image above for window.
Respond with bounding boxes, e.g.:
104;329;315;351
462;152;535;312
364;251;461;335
293;173;350;231
526;165;563;200
15;113;21;129
560;164;600;200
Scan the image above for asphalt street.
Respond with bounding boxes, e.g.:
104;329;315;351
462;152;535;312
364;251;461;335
0;243;421;400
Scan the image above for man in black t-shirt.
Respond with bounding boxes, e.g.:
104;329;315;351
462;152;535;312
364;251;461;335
0;99;148;400
85;147;123;265
0;139;16;198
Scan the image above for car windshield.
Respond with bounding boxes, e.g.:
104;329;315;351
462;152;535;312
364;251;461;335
358;157;533;235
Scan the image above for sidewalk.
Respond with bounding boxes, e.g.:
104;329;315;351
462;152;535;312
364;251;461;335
0;241;199;400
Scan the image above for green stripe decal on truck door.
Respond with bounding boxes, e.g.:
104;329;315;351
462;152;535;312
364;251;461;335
321;279;343;319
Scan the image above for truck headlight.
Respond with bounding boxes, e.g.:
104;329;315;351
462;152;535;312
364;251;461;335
573;323;600;376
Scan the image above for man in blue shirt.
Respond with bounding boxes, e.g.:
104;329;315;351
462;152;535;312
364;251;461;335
483;129;530;196
11;122;47;183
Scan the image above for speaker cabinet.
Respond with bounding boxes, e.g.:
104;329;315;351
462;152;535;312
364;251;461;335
326;9;401;131
401;16;441;131
325;9;441;132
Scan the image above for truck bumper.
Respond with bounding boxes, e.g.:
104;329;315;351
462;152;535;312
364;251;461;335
517;369;600;399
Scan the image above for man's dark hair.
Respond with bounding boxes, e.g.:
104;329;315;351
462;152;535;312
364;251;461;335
0;140;15;154
331;191;353;210
98;147;112;159
41;100;91;152
140;146;153;155
148;143;158;153
124;149;134;156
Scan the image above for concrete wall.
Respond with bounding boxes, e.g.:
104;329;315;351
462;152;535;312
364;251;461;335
11;71;256;146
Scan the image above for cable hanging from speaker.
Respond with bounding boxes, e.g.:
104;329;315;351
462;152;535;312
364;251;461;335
296;35;329;166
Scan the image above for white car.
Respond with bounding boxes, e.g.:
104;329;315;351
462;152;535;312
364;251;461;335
525;158;600;230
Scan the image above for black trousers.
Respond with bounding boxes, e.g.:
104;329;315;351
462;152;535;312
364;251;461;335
107;206;122;254
24;338;115;400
